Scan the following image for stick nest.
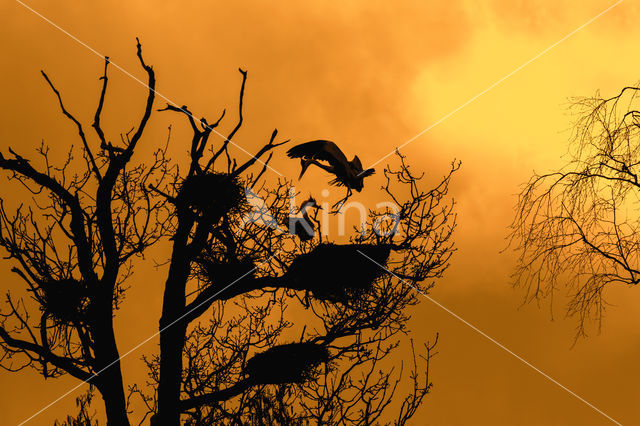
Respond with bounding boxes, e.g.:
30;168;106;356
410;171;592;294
285;243;391;303
178;172;245;218
40;278;91;322
246;342;330;385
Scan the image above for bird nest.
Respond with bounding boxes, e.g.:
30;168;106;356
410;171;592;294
178;172;245;218
246;342;330;385
194;256;256;287
285;243;391;303
40;278;91;322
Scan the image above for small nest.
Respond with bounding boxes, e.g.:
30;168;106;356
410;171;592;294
246;342;330;385
178;173;245;218
285;243;391;303
195;256;256;287
40;278;90;322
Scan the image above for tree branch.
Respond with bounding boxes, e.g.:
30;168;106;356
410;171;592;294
0;326;92;382
41;71;101;181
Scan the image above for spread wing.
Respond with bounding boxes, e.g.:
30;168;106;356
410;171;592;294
286;140;349;170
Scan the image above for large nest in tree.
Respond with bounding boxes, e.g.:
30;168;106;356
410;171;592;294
246;342;330;385
178;172;245;218
40;278;91;322
284;243;391;303
194;256;256;287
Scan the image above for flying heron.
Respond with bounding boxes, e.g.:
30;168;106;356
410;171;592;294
287;140;375;210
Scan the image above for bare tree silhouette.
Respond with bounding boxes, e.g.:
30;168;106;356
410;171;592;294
0;40;167;425
510;84;640;337
0;41;458;425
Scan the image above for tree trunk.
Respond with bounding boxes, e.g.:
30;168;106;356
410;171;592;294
92;309;130;426
97;374;130;426
155;218;193;425
156;318;187;425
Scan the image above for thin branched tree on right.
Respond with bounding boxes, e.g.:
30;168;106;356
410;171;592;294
511;85;640;337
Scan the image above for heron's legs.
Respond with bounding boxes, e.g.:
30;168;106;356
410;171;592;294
331;188;352;213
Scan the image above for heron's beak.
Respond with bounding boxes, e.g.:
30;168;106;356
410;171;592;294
299;159;311;180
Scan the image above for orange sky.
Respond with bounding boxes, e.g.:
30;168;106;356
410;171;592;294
2;0;640;424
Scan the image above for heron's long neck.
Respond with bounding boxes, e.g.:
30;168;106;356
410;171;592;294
310;159;334;173
299;202;315;217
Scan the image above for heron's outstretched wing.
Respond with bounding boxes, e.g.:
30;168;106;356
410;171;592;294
286;140;349;170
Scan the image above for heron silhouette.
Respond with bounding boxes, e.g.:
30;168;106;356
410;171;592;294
289;196;321;241
286;140;375;210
